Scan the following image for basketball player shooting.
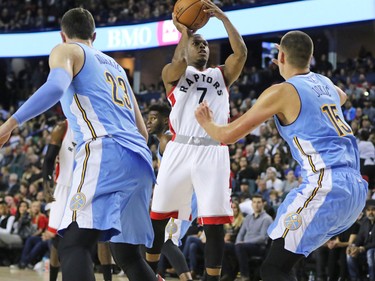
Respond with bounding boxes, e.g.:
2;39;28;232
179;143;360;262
146;1;248;280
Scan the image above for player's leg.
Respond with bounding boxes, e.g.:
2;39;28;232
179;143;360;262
98;242;112;281
203;224;225;281
148;142;194;274
146;218;169;273
260;238;303;281
58;222;101;281
110;242;157;281
49;236;60;281
161;239;192;281
109;145;159;281
193;146;232;281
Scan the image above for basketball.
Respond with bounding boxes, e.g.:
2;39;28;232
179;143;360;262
173;0;210;30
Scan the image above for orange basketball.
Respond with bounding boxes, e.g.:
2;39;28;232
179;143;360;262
173;0;210;30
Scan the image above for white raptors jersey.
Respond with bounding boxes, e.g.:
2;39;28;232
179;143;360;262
55;120;75;186
167;66;229;137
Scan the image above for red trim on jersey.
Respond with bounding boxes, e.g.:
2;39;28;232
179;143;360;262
198;216;233;225
167;86;177;106
150;211;179;220
54;162;60;182
47;226;57;234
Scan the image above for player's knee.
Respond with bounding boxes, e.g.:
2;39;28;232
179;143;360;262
147;219;169;254
110;243;142;271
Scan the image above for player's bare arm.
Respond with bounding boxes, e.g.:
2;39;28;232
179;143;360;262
132;92;149;141
49;43;84;77
159;134;173;155
195;83;300;144
335;85;348;106
162;13;191;92
202;0;247;86
0;117;18;147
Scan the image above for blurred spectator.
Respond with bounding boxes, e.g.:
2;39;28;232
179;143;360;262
343;100;356;123
358;129;375;188
265;167;283;195
315;54;333;73
18;200;48;269
363;97;375;124
0;200;32;266
183;228;206;280
255;178;270;204
6;173;19;196
0;202;15;236
314;216;360;281
281;169;298;197
347;200;375;281
235;194;273;281
221;201;244;281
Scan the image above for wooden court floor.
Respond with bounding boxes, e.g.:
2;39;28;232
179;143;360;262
0;266;179;281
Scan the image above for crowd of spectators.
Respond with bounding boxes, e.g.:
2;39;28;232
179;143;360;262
0;2;374;277
0;46;374;279
0;0;302;33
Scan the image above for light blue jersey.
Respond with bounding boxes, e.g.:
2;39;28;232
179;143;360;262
268;72;368;256
60;43;153;172
274;72;359;178
58;43;155;246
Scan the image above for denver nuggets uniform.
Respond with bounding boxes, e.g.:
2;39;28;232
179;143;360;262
47;120;75;234
59;43;155;246
268;72;368;256
151;66;233;225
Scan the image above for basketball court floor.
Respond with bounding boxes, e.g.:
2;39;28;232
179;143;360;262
0;266;179;281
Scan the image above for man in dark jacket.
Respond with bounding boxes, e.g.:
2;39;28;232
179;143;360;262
347;199;375;281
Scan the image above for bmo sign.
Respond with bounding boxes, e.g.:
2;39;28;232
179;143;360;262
99;20;181;51
0;0;374;57
106;26;153;49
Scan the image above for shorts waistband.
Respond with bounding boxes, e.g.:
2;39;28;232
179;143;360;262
173;135;220;146
328;166;361;176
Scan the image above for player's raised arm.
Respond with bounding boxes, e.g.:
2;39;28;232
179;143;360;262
202;0;247;86
195;83;297;144
162;13;192;92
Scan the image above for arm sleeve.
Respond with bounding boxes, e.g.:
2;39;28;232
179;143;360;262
42;144;61;183
12;68;72;125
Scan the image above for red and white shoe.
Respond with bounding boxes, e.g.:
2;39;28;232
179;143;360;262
156;274;165;281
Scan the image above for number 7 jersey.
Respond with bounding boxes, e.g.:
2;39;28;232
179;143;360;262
167;66;230;137
274;72;360;178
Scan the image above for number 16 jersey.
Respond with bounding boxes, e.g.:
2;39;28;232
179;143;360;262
274;72;360;178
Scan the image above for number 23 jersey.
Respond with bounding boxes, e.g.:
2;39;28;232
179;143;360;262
167;66;230;137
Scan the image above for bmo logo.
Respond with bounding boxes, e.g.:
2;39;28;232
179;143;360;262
107;27;152;49
157;20;181;46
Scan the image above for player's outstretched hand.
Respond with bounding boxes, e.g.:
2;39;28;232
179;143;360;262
201;0;226;21
172;13;194;34
195;101;214;128
0;117;18;148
